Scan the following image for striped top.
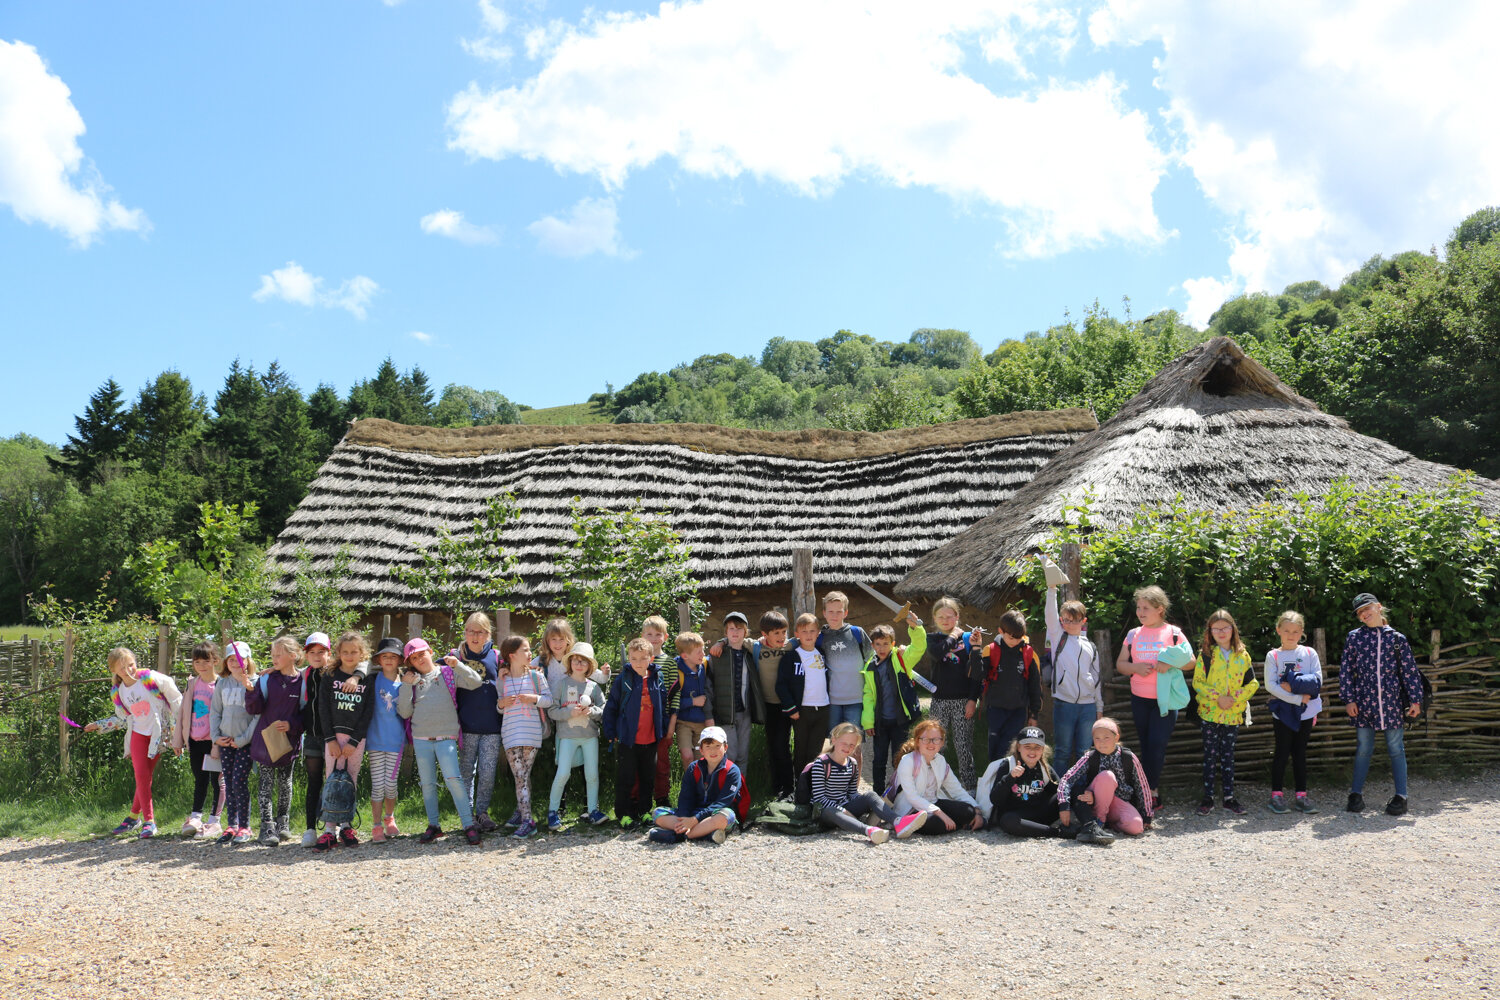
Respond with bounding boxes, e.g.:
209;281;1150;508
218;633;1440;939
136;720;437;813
808;753;859;810
500;669;553;749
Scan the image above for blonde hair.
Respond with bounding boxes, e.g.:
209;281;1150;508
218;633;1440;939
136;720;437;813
106;647;137;680
464;611;493;634
899;718;945;759
1007;735;1057;783
793;612;820;631
822;591;848;610
641;615;670;636
541;618;576;660
626;637;654;657
932;596;961;618
1276;610;1305;631
675;632;704;654
335;631;370;667
1092;716;1121;737
271;636;304;663
1133;585;1170;611
829;722;862;743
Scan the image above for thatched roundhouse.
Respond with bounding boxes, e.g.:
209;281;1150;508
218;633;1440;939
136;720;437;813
897;336;1500;609
267;410;1096;634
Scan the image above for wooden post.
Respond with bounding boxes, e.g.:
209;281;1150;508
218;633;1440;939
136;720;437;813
59;628;75;777
1313;628;1327;674
1430;629;1442;665
1060;543;1083;604
495;608;511;642
31;639;40;693
407;613;423;641
381;614;392;640
583;607;593;644
156;624;170;673
219;619;232;649
677;602;692;633
791;547;815;621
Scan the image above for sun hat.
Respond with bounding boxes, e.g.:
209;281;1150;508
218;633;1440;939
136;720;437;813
225;641;252;668
565;641;598;672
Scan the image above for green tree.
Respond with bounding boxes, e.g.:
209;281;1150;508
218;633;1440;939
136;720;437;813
284;544;359;637
906;328;982;369
127;500;269;634
760;337;824;387
432;384;522;427
258;363;319;535
128;370;207;474
50;378;130;486
388;494;522;632
306;383;347;459
1448;206;1500;254
0;435;68;618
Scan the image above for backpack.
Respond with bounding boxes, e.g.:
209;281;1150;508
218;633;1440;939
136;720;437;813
1041;632;1098;697
257;670;310;710
794;754;834;808
692;757;752;825
981;642;1038;699
318;766;358;827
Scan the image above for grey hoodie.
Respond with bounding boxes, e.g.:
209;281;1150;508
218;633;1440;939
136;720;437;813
547;674;604;740
397;662;482;740
210;675;261;748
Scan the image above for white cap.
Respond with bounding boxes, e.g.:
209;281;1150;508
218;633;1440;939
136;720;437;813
699;725;728;745
303;632;331;650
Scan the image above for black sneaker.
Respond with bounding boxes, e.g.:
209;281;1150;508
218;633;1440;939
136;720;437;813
1384;795;1408;816
647;827;678;844
464;825;482;846
1195;796;1214;816
1346;792;1365;813
1223;797;1247;815
417;824;443;844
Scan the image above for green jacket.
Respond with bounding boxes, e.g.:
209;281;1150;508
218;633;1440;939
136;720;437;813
860;626;927;730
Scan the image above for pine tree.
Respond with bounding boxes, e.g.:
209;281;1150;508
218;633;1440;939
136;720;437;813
257;364;319;535
129;370;207;474
50;378;130;486
204;360;268;512
306;383;346;460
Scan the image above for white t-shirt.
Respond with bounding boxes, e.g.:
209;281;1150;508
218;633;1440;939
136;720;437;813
118;681;158;736
798;647;829;708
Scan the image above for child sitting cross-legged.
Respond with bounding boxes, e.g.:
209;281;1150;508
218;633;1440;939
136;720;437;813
649;726;741;844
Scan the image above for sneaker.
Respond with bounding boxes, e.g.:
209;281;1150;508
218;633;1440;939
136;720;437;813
710;828;726;845
339;827;360;847
217;827;236;845
512;819;537;839
585;809;610;826
139;821;157;839
894;811;927;839
276;823;293;843
502;810;523;828
1196;797;1214;816
384;817;400;838
1091;821;1117;844
231;827;253;845
1151;793;1162;813
546;811;564;832
648;827;678;844
464;825;482;846
314;832;337;853
867;826;890;845
301;829;318;848
1075;819;1102;845
181;816;203;836
1293;795;1318;814
110;817;139;836
1346;792;1366;813
1223;797;1247;816
258;827;280;847
1267;793;1290;814
1385;795;1408;817
477;811;499;833
417;824;443;844
618;814;636;830
199;821;222;840
371;824;385;843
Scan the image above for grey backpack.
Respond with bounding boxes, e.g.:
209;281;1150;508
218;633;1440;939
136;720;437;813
319;767;358;827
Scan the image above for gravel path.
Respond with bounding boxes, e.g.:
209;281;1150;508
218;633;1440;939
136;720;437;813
3;775;1497;1000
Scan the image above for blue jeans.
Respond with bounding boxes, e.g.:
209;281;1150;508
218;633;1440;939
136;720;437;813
413;738;475;829
987;706;1030;762
1130;694;1177;793
1351;726;1408;797
548;736;599;812
829;703;864;732
1052;699;1096;770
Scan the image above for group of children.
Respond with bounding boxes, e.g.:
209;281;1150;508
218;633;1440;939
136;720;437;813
83;582;1426;847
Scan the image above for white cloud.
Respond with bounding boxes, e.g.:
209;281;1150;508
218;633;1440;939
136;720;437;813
527;196;631;258
0;40;147;246
253;262;379;320
463;0;513;62
409;330;434;344
448;1;1169;257
1092;0;1500;306
419;208;499;245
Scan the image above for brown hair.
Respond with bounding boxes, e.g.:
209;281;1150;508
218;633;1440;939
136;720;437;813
759;610;789;633
793;612;820;631
1134;585;1171;611
271;636;304;664
106;647;137;680
499;635;530;662
998;609;1027;639
1060;600;1087;621
335;631;370;668
1201;608;1246;660
625;636;654;657
675;632;705;654
931;596;961;618
899;718;946;759
822;590;848;610
540;618;576;661
868;623;895;642
190;642;220;663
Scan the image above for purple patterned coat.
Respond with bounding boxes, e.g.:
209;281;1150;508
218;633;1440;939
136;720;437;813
1339;625;1423;731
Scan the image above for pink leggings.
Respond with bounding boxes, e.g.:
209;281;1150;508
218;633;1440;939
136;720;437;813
129;731;160;821
1088;770;1144;836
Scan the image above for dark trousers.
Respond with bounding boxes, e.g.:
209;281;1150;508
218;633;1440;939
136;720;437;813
792;706;830;774
996;810;1062;837
1271;717;1314;793
763;711;795;797
1200;720;1239;799
221;745;254;829
1130;694;1178;793
187;738;222;815
653;733;675;805
873;717;906;794
914;798;978;834
986;706;1030;762
304;754;325;829
818;791;897;835
616;741;659;820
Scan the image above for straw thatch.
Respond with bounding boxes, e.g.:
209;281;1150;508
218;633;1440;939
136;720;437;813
266;409;1097;609
897;337;1500;608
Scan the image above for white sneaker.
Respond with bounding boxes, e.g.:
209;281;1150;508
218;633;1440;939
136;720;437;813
180;816;203;836
198;821;222;840
300;829;318;848
867;826;890;845
710;828;726;844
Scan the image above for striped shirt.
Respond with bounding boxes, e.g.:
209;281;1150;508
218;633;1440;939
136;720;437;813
808;753;859;810
500;670;550;749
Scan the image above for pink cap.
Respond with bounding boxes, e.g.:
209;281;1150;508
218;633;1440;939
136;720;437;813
403;638;431;660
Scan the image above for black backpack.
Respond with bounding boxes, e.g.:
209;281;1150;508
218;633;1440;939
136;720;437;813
794;754;834;807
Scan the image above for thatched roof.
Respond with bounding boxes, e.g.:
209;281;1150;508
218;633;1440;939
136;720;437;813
266;409;1097;609
896;337;1500;608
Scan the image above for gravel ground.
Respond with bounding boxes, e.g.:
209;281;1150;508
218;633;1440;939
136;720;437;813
2;775;1497;1000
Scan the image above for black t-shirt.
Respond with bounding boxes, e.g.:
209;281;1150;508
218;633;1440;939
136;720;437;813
927;631;976;700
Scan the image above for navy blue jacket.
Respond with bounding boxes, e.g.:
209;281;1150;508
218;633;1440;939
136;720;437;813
676;756;742;821
775;645;821;717
603;664;668;746
452;642;502;735
674;657;714;724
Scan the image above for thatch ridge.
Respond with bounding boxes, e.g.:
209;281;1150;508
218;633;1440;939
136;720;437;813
896;337;1500;608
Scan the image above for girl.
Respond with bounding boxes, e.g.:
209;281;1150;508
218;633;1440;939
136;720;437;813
209;641;259;844
1115;585;1193;810
546;641;608;831
448;612;503;832
172;642;225;838
978;726;1062;838
397;637;484;845
892;719;984;834
1057;717;1153;844
83;647;183;839
1341;593;1424;816
1193;610;1259;815
299;632;335;848
1265;610;1323;814
807;722;924;843
314;631;374;851
924;598;983;792
498;634;553;838
365;636;407;841
245;636;309;847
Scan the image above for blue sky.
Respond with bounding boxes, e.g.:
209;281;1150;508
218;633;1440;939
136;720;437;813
3;1;1496;443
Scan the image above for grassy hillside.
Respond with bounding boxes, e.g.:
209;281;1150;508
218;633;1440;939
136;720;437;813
520;402;610;426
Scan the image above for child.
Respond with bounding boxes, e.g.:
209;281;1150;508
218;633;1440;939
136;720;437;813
923;597;983;792
1114;585;1193;810
707;612;765;786
1265;610;1323;814
314;631;374;851
209;641;259;844
497;634;553;838
804;722;924;843
299;632;334;848
1057;717;1154;845
449;612;503;832
602;637;669;828
533;616;608;818
365;636;407;841
776;613;832;774
245;636;309;847
673;632;716;767
1041;560;1103;768
172;642;225;838
83;647;183;839
978;726;1062;837
649;726;741;844
892;719;984;834
817;592;873;760
860;612;926;796
397;638;484;845
546;642;609;830
971;608;1042;765
1193;610;1259;815
1341;593;1424;816
755;611;793;799
641;615;680;808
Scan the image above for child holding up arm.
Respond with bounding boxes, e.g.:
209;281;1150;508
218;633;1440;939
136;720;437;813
860;613;926;796
1193;610;1259;816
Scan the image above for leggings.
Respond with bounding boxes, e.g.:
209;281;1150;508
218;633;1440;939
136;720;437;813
128;731;160;821
188;738;224;815
549;737;600;812
762;710;794;798
1200;721;1239;799
303;753;324;829
912;798;978;835
506;744;539;817
928;699;976;791
1130;694;1177;793
1271;718;1313;793
461;732;503;816
221;745;255;829
258;760;295;830
616;742;658;820
997;811;1063;837
818;792;897;835
791;706;830;775
1082;770;1145;835
368;749;402;804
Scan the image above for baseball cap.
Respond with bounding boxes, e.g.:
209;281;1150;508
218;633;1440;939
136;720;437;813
303;632;331;650
699;725;728;745
1352;592;1380;613
1017;726;1047;747
403;638;431;660
722;612;749;627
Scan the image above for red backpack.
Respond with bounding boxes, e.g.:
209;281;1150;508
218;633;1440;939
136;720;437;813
691;757;752;825
981;641;1038;698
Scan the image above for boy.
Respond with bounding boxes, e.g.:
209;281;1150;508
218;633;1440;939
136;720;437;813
602;638;668;829
641;616;681;807
707;611;766;785
1042;559;1103;768
756;611;794;799
818;594;874;760
776;613;831;773
861;612;926;794
971;609;1042;763
673;632;716;767
648;725;741;844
